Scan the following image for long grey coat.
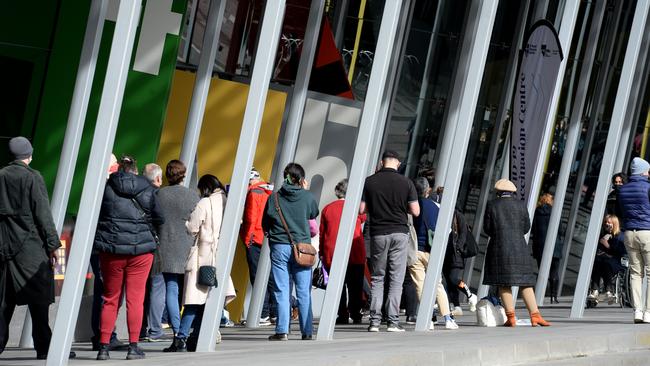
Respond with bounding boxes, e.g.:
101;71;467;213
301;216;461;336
0;161;60;304
482;195;537;287
156;185;200;274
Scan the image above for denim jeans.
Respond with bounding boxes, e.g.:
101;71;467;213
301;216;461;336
245;243;277;318
177;305;203;339
163;273;182;334
146;274;166;338
270;243;312;335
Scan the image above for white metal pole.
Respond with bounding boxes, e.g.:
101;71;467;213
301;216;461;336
178;0;226;186
415;0;498;332
195;0;287;351
614;28;650;172
46;1;142;364
557;0;627;295
18;0;108;349
245;0;324;328
316;0;404;341
571;0;650;319
534;0;606;305
465;0;530;287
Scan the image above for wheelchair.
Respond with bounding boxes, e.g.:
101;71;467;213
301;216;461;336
586;256;630;308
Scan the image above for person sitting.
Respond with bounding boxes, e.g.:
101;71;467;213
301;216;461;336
589;215;626;303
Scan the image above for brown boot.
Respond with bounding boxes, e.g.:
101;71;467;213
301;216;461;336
504;310;516;327
530;311;551;326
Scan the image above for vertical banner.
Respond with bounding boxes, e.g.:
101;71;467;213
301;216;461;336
511;21;563;201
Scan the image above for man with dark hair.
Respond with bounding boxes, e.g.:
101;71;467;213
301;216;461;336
0;137;75;359
240;168;275;325
361;150;420;332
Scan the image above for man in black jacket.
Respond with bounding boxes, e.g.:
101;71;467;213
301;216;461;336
0;137;75;359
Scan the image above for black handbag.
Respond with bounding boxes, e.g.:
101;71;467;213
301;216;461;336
312;260;328;289
198;265;218;287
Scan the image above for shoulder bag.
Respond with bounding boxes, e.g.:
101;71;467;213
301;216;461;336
273;193;317;267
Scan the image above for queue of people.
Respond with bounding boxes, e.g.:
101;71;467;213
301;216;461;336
5;135;650;361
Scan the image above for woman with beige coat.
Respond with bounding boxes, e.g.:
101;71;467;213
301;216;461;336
164;174;236;352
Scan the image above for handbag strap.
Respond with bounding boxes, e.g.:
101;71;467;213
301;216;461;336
273;193;296;246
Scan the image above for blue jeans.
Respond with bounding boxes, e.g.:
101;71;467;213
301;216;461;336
178;305;203;339
163;273;182;334
270;243;312;336
146;274;166;338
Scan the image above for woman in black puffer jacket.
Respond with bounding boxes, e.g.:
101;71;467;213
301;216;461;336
94;156;164;360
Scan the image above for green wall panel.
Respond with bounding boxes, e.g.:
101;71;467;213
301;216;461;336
31;0;188;215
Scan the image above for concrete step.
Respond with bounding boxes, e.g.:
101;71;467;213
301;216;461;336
524;349;650;366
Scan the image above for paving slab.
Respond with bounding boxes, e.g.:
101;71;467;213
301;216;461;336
2;298;649;365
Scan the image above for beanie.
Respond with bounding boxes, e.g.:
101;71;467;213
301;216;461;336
630;157;650;175
8;136;33;160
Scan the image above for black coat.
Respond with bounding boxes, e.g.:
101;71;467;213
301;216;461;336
531;204;551;261
444;209;468;270
482;195;537;287
0;161;60;305
94;171;164;255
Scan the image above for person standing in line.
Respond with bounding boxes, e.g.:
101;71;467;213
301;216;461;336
361;150;420;332
164;174;236;352
263;163;319;341
483;179;550;327
443;208;478;315
408;177;457;330
90;153;124;351
94;156;164;360
154;160;200;341
240;168;275;325
530;193;562;304
139;163;165;341
607;172;627;218
617;157;650;323
319;179;366;325
0;137;76;359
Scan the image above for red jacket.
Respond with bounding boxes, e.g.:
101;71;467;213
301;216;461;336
240;181;273;247
319;199;366;269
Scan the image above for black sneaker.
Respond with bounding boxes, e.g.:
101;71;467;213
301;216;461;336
126;343;145;360
301;334;313;340
96;344;110;361
268;333;288;341
386;323;405;332
405;316;417;324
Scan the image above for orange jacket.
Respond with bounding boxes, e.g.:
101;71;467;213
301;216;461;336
240;181;273;247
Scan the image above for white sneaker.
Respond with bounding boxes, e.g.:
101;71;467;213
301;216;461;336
643;312;650;323
588;290;599;299
429;321;434;331
634;310;644;324
468;294;478;312
605;292;615;305
445;319;459;330
451;306;463;317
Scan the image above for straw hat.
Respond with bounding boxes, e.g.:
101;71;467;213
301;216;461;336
494;179;517;192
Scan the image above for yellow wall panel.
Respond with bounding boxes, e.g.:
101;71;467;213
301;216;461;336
158;70;287;321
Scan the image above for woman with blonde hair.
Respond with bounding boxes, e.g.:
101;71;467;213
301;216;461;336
589;215;626;303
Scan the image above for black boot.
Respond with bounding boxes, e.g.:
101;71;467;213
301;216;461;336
126;343;145;360
96;344;110;361
163;337;187;352
549;279;559;304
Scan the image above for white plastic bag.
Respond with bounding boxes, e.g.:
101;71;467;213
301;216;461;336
476;299;507;327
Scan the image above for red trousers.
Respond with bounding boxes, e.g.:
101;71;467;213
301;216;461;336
99;252;153;343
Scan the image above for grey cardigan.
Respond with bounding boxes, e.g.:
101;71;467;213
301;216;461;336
156;184;200;274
